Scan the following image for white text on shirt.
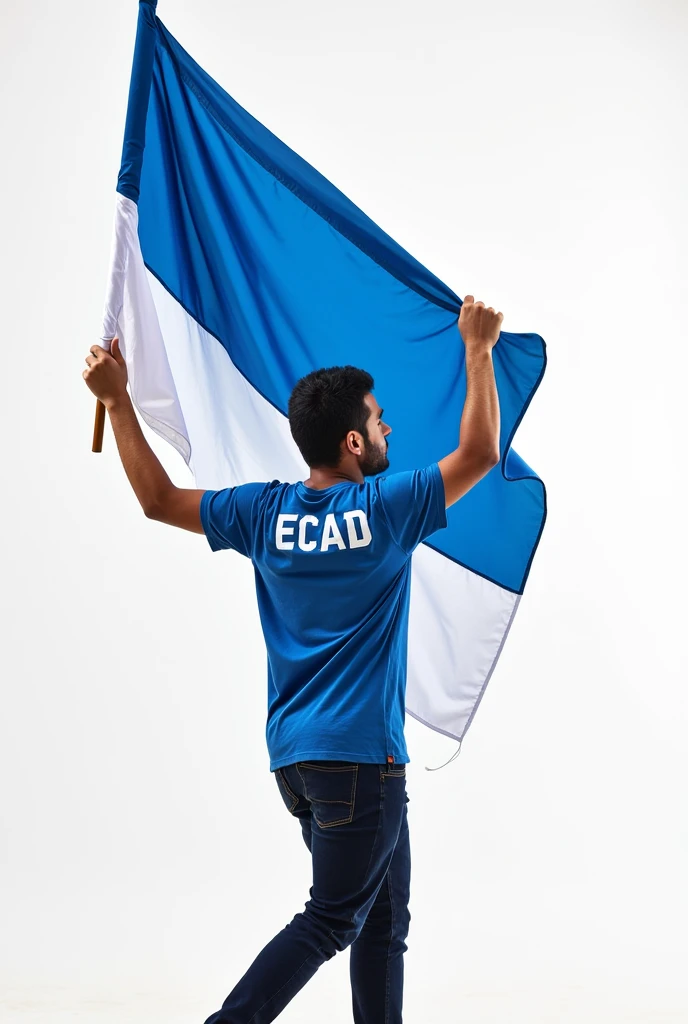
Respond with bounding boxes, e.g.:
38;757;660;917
276;511;372;551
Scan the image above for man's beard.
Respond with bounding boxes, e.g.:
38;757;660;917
360;438;390;476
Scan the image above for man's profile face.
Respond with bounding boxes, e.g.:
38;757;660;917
359;393;392;476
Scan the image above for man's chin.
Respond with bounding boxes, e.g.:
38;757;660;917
362;457;390;477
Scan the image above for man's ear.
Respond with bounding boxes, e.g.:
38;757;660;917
346;430;363;457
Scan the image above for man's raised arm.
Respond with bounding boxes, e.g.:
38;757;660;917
438;295;502;509
83;338;206;533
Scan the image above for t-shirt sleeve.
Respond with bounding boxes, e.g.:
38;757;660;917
199;482;266;557
377;463;448;555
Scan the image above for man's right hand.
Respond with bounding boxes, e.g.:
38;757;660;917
458;295;503;351
438;293;502;508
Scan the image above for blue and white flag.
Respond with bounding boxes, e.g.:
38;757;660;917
101;0;546;745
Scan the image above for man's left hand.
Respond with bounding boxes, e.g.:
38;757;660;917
83;337;128;408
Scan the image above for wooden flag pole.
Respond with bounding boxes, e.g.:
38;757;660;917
92;399;106;452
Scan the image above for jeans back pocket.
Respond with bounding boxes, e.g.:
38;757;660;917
296;762;358;828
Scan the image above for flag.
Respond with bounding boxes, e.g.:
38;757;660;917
101;0;547;746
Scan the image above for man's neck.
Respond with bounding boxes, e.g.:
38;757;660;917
303;464;363;490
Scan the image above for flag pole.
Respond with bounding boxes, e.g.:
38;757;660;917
92;0;159;452
92;399;107;452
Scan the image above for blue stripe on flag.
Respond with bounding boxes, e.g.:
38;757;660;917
121;16;546;594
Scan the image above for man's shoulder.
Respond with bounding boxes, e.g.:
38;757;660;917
206;480;288;515
371;464;439;492
232;479;287;496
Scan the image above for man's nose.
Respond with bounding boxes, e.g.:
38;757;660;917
383;422;392;436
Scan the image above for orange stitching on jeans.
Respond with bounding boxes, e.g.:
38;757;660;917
305;799;352;805
276;769;298;813
385;869;394;1023
297;763;359;828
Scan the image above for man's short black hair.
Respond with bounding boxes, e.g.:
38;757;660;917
288;365;374;468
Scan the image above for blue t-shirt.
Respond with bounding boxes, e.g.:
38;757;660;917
200;464;447;771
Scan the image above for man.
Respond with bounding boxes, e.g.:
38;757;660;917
83;294;502;1023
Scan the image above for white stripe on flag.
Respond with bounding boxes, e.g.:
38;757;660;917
102;194;519;743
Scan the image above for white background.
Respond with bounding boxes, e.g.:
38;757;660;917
1;0;687;1021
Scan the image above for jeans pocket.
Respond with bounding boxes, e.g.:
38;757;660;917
382;762;406;778
275;768;299;814
296;762;358;828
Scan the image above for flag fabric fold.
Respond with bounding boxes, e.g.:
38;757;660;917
102;0;547;745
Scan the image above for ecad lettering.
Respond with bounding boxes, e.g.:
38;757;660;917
276;510;372;552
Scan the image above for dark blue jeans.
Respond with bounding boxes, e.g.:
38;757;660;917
202;760;411;1023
